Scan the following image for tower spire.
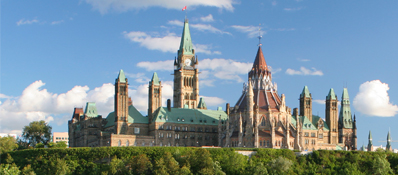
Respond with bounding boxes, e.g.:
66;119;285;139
258;24;262;47
178;18;193;56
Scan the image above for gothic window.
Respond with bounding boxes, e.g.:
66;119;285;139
261;118;266;126
118;140;121;147
126;140;129;146
319;134;323;139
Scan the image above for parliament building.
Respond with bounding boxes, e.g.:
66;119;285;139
68;18;357;151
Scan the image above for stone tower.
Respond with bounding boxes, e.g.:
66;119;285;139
115;69;129;134
338;88;356;150
300;86;312;123
148;72;162;122
325;88;339;144
173;19;199;109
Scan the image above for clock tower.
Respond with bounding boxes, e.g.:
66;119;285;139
173;19;199;109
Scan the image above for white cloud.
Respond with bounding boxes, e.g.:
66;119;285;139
136;58;253;86
168;20;184;26
168;20;230;35
231;25;265;38
124;72;150;83
297;58;310;62
191;24;231;35
0;94;12;99
0;81;115;134
200;96;226;107
51;20;64;25
85;0;235;14
123;31;220;54
353;80;398;117
313;99;325;105
137;60;174;72
200;14;214;22
16;19;39;26
284;7;303;11
285;67;323;76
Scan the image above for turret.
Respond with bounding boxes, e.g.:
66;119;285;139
326;88;338;144
367;131;373;152
386;131;392;151
148;72;162;122
115;69;129;134
299;86;312;123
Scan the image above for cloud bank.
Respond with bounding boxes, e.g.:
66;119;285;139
353;80;398;117
123;31;220;55
285;67;323;76
85;0;235;14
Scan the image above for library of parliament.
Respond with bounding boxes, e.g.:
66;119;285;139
68;19;357;151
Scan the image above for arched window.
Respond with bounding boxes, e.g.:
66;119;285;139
126;140;129;146
261;118;266;126
118;140;121;146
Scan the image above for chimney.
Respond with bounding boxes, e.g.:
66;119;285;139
128;97;133;106
293;108;298;116
167;99;171;111
226;103;230;115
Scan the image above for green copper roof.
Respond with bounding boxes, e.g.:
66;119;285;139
300;86;311;98
312;115;330;131
104;105;147;128
387;131;392;150
368;130;373;146
300;116;317;130
197;97;207;109
178;19;194;56
117;69;126;83
152;107;228;125
326;88;337;100
339;88;353;128
84;102;99;118
150;72;160;85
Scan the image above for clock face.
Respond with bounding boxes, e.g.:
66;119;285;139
185;59;191;66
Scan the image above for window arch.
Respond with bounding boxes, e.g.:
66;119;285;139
126;140;129;146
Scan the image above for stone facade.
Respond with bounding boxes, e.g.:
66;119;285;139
68;18;357;151
220;46;357;151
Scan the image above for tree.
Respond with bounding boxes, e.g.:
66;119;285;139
21;120;52;147
0;136;18;154
268;156;293;175
372;154;393;175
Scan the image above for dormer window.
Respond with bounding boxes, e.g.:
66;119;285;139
182;118;185;122
177;118;180;122
191;119;194;122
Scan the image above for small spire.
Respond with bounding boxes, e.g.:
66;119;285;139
117;69;127;83
197;97;207;109
178;18;194;56
300;86;311;98
258;24;262;47
150;72;160;85
326;88;336;100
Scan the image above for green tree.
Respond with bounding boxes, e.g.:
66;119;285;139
129;154;153;175
0;136;18;154
21;120;52;147
268;156;293;175
372;154;393;175
53;141;68;148
0;163;21;175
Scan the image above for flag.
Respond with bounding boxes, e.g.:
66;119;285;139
182;6;187;11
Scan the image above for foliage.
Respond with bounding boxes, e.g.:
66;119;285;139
20;120;52;148
1;147;398;175
0;136;18;154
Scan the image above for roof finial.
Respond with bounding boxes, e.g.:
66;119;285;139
258;24;262;47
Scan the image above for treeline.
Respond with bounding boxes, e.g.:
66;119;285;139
1;147;398;175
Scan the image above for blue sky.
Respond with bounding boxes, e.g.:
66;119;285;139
1;0;398;149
